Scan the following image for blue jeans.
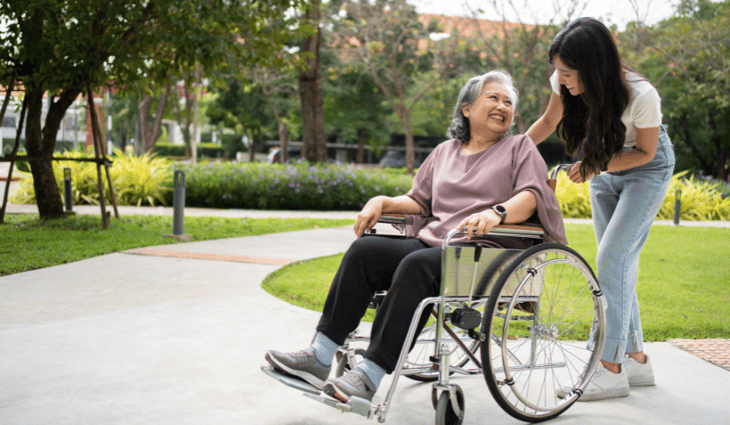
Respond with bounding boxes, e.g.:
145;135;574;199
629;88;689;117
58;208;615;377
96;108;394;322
590;126;675;363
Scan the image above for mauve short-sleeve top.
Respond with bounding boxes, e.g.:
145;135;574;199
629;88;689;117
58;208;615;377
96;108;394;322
406;135;567;246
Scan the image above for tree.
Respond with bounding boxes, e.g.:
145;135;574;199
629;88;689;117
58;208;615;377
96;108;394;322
0;0;305;219
138;84;172;155
322;56;392;163
334;0;467;174
298;0;328;163
171;67;204;163
639;0;730;180
255;64;300;164
206;78;276;162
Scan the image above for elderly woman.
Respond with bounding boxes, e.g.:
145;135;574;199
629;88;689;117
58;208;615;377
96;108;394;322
265;70;566;403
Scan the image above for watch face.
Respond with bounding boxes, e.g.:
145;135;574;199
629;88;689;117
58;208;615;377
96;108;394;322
493;205;506;223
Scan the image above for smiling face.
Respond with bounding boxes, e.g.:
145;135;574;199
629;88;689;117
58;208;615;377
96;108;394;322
462;81;514;139
553;56;584;96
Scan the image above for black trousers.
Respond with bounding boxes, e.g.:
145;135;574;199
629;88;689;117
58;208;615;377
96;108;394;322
316;236;441;374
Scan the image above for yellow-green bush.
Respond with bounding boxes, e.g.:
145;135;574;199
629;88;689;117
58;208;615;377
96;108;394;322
657;171;730;221
552;168;730;221
553;172;592;219
9;149;173;207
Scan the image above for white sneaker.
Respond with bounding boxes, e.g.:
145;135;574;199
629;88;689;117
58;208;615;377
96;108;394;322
624;354;655;387
557;363;629;401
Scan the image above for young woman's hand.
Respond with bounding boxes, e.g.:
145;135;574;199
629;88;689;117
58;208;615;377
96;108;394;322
567;161;599;183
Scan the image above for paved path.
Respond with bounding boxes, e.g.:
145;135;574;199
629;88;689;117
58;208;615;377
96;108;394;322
2;201;730;424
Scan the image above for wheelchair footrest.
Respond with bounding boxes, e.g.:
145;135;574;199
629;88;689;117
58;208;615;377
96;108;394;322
262;366;376;419
303;392;375;419
261;365;321;395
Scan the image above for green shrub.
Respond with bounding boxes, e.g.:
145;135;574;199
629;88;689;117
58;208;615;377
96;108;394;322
154;142;186;157
553;172;592;219
9;157;729;220
177;161;413;210
154;142;224;159
552;168;730;221
220;133;245;159
657;171;730;221
197;142;224;159
10;149;173;206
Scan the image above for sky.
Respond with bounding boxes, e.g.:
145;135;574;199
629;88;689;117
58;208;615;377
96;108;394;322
408;0;681;29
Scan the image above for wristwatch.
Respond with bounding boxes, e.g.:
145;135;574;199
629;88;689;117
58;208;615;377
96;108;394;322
491;205;507;224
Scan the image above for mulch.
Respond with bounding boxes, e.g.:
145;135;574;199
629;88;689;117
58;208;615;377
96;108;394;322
668;339;730;372
122;247;294;266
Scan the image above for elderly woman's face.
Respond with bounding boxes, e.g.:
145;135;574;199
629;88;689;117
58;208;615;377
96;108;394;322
462;81;514;137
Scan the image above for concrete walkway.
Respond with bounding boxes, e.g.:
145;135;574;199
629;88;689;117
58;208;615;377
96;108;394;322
1;203;730;425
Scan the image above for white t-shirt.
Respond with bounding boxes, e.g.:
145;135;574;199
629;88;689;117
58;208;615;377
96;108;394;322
550;69;662;147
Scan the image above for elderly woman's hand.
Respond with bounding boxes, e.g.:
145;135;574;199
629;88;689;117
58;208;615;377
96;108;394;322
456;210;502;239
354;197;385;238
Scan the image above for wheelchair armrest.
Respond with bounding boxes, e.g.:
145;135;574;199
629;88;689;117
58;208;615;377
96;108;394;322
377;214;408;226
489;223;545;238
443;223;546;249
367;214;431;238
371;215;546;241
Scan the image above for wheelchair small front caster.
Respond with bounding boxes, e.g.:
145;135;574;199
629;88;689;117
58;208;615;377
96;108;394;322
435;384;465;425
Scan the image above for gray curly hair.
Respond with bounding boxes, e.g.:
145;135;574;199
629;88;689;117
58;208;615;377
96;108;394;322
447;70;519;142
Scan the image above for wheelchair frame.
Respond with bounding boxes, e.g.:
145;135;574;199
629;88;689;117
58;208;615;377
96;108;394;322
263;164;607;424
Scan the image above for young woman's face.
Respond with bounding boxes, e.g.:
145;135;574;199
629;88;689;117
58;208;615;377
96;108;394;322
554;56;584;96
462;81;514;137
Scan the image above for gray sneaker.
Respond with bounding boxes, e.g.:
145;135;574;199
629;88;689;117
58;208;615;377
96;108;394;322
323;368;377;403
265;348;330;390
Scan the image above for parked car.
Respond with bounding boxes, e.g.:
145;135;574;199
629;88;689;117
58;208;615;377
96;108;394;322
379;150;424;168
268;147;302;164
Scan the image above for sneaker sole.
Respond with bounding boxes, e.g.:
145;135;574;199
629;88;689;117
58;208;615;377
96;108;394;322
323;382;350;403
265;352;326;390
578;386;630;402
323;381;374;403
628;376;655;387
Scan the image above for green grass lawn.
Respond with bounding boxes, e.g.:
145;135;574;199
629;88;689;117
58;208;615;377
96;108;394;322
0;214;352;276
262;223;730;341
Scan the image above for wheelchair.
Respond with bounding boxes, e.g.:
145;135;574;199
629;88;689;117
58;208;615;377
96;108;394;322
263;165;607;424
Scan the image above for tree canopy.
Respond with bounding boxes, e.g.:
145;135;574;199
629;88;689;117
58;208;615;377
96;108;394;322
0;0;306;218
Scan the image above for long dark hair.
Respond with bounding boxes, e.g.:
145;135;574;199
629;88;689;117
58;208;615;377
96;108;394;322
549;17;630;179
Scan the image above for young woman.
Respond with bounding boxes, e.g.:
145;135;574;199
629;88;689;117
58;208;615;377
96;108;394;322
527;17;675;401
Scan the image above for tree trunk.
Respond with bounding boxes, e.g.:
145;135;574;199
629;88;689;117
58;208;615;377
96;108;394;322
278;122;290;164
298;0;326;163
706;110;726;181
357;128;366;164
25;86;79;219
402;114;415;175
139;86;170;154
247;131;255;163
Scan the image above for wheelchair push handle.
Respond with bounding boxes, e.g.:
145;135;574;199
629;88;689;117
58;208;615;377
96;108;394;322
550;163;576;180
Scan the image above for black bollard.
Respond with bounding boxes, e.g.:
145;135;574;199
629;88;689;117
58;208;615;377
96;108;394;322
173;170;185;235
63;167;73;212
673;188;681;226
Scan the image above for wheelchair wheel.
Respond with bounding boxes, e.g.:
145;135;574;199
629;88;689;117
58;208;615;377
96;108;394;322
480;244;606;422
434;385;465;425
404;307;481;382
